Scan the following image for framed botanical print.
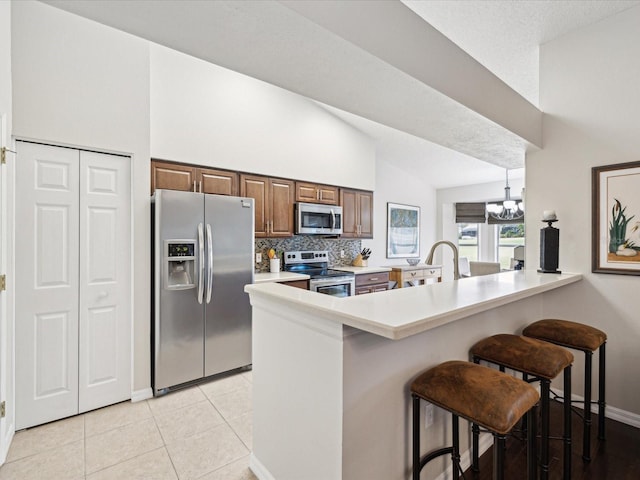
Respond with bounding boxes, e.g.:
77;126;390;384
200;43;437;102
387;203;420;258
592;161;640;275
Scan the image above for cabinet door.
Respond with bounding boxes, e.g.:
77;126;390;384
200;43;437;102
269;178;295;237
295;182;319;203
198;167;238;196
340;189;358;237
240;174;268;237
357;191;374;238
151;160;196;194
318;185;339;205
296;182;339;205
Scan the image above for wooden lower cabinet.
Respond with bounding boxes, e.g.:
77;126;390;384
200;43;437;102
240;174;294;238
281;279;309;290
151;160;238;196
355;271;389;295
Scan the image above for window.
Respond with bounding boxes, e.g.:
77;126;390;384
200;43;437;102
458;223;479;262
497;224;525;270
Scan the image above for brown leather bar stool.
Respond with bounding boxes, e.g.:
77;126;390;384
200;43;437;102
523;319;607;461
411;360;539;480
470;334;574;480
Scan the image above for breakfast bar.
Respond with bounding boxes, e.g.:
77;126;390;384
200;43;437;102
244;270;582;480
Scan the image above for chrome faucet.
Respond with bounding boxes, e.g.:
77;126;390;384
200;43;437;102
425;240;461;280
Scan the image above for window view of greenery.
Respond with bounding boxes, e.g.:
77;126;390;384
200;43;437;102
498;224;525;270
458;223;479;261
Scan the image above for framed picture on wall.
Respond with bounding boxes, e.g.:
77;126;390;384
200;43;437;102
387;203;420;258
592;160;640;275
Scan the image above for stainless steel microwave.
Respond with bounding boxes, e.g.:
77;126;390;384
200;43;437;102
295;202;343;235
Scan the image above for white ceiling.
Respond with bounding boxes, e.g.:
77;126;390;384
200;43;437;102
43;0;640;188
403;0;640;107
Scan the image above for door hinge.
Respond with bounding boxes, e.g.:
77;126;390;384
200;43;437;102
1;401;5;418
0;274;5;291
1;146;16;164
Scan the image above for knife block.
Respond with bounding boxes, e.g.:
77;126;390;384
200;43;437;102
352;254;368;267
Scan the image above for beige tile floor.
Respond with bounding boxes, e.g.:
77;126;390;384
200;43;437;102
0;371;257;480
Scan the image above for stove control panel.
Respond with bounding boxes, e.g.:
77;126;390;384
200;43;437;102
284;250;329;265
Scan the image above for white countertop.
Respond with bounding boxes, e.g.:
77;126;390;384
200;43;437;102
245;270;582;340
332;266;392;275
254;271;310;284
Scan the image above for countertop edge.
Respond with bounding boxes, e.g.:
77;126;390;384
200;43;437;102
245;271;583;339
253;272;310;284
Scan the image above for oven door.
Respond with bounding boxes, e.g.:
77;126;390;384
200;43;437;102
296;203;342;235
309;276;354;297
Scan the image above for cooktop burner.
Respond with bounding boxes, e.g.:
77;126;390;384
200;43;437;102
283;250;354;279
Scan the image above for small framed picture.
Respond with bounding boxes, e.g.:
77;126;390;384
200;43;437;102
387;203;420;258
592;160;640;275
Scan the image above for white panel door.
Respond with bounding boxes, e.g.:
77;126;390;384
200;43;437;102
15;142;80;429
78;151;130;412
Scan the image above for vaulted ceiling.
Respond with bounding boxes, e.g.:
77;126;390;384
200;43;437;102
43;0;640;187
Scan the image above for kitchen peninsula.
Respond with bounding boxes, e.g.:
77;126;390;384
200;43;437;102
244;270;582;480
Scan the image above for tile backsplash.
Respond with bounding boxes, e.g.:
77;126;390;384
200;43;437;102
255;236;362;272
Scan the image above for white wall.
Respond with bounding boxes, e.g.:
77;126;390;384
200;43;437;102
361;156;437;268
11;1;151;392
150;44;375;191
528;6;640;416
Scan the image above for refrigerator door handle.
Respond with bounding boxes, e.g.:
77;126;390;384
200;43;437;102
206;223;213;303
197;223;204;304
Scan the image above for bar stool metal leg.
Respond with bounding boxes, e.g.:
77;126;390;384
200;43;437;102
412;394;420;480
527;405;538;480
598;343;606;441
563;366;572;480
494;434;506;480
452;415;460;480
584;350;593;461
540;379;550;480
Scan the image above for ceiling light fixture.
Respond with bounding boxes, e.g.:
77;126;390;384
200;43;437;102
487;169;524;221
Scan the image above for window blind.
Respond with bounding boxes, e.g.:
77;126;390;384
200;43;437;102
455;203;486;223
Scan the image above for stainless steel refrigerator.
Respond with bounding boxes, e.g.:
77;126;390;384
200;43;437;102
151;189;254;396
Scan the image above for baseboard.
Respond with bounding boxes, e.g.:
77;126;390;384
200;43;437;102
249;453;276;480
130;387;153;403
552;388;640;428
432;432;493;480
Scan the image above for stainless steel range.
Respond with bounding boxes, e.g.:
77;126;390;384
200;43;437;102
284;250;355;297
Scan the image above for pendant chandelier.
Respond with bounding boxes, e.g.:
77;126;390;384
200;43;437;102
486;169;524;221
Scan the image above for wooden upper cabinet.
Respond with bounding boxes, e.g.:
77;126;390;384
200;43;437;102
340;189;358;237
240;174;294;238
198;167;238;196
151;160;196;194
295;182;339;205
240;174;268;237
151;160;238;196
269;178;295;237
340;189;373;239
357;190;373;238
